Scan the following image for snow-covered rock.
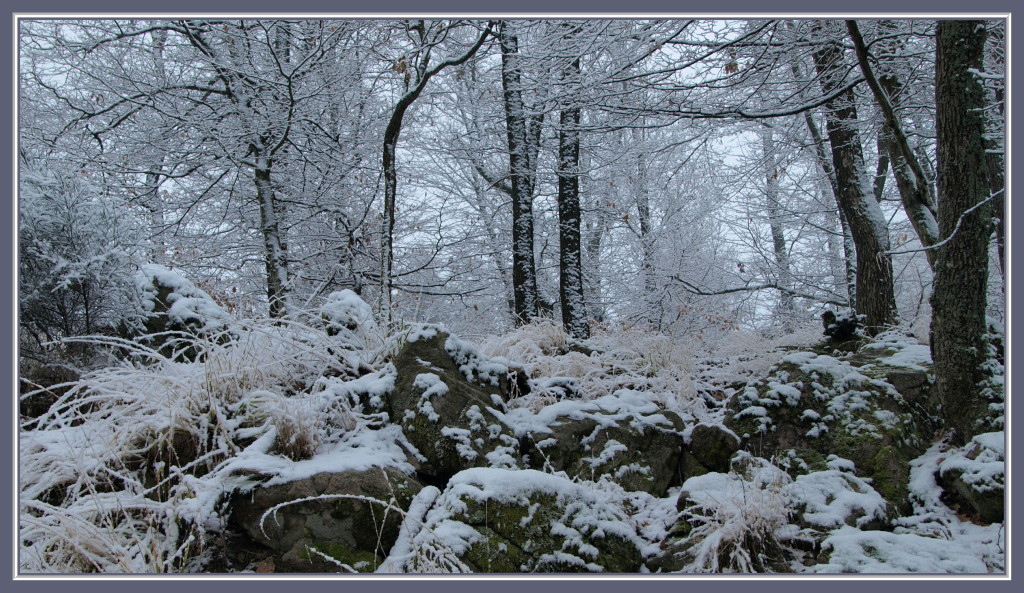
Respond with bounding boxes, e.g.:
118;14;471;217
135;264;232;360
724;341;933;514
510;391;686;496
937;431;1005;523
409;467;645;573
386;326;521;481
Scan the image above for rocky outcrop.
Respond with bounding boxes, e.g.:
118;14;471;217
385;326;522;482
682;423;741;477
230;467;422;572
937;432;1005;523
135;264;232;361
724;343;933;514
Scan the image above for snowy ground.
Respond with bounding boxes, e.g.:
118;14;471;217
18;296;1005;574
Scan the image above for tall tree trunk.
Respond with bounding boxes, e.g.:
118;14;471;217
761;127;796;330
635;168;657;314
499;20;540;325
380;21;492;321
807;111;857;307
557;52;589;340
931;20;994;444
254;153;290;318
812;23;897;333
799;65;856;307
626;125;659;327
380;121;400;317
982;24;1006;282
584;189;612;324
847;20;939;268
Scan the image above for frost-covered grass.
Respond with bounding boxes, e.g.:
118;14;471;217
694;323;826;388
674;449;1003;575
676;453;795;573
19;311;386;573
481;319;701;414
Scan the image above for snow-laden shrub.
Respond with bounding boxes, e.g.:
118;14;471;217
676;453;794;573
245;391;323;461
20;338;235;572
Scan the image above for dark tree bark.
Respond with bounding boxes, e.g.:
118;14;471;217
557;51;589;340
847;20;939;268
812;23;897;333
931;20;994;444
499;20;540;325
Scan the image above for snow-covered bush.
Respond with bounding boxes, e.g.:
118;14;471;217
19;166;147;360
676;453;795;573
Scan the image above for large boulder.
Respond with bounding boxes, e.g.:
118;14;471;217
386;326;522;482
410;468;645;573
724;341;933;514
319;290;379;371
514;391;685;496
230;467;422;573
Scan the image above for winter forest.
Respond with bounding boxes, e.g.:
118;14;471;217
18;18;1006;574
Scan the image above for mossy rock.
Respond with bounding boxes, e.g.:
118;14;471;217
458;493;642;573
937;433;1005;523
292;541;383;573
387;327;521;480
523;407;685;496
685;423;741;474
416;468;644;573
230;467;422;573
724;347;931;513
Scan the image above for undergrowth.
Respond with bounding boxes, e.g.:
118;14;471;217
19;312;377;573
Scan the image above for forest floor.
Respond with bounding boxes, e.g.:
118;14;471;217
17;292;1006;575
